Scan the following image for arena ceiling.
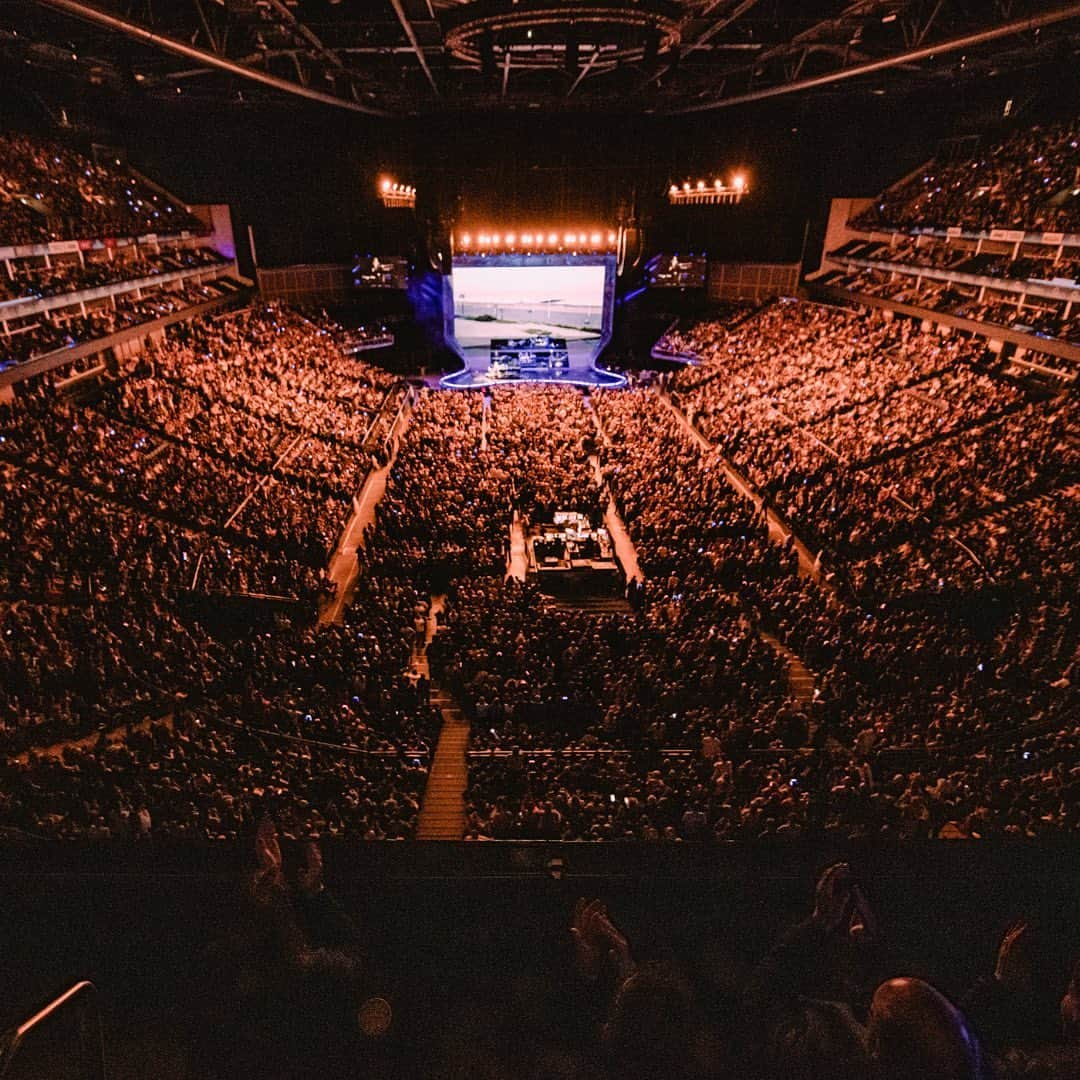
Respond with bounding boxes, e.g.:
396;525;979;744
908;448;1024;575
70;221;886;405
3;0;1080;115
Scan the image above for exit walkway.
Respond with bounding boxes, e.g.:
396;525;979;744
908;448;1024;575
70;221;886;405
416;595;471;840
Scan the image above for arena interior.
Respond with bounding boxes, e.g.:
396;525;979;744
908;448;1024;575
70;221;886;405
0;2;1079;1077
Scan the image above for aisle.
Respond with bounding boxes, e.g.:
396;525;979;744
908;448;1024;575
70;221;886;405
416;595;472;840
319;401;411;624
507;513;528;581
660;390;829;590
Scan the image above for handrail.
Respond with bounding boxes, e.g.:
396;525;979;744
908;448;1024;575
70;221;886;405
0;980;104;1080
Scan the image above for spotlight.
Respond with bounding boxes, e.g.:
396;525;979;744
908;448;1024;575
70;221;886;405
590;231;601;246
732;173;746;191
505;232;516;245
607;231;616;244
462;233;471;246
670;184;679;195
683;181;690;192
548;232;558;245
697;180;705;190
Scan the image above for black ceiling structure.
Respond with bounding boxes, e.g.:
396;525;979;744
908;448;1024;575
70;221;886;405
2;0;1079;116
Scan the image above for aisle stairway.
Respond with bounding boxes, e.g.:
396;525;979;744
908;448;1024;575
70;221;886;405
415;596;471;840
759;630;817;707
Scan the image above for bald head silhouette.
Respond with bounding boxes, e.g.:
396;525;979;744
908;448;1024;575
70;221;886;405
869;977;985;1080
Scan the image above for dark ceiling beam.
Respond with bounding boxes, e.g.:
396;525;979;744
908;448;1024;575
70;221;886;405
387;0;440;96
639;0;763;90
566;45;604;96
670;0;1080;113
264;0;353;86
33;0;390;113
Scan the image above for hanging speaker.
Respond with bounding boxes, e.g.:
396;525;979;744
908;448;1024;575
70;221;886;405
481;30;496;80
565;25;579;75
643;28;659;71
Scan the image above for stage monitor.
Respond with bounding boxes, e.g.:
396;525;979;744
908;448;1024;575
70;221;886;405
352;254;409;290
646;253;707;289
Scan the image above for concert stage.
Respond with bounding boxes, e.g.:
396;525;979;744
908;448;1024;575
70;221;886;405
440;251;627;389
440;338;626;389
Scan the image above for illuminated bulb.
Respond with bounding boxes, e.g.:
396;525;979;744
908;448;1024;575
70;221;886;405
522;233;533;245
733;173;745;191
462;233;471;246
564;232;576;244
548;232;558;245
506;233;516;245
697;180;705;190
607;231;616;244
492;233;500;245
714;179;722;189
683;182;690;192
381;178;392;193
590;232;601;245
670;184;678;195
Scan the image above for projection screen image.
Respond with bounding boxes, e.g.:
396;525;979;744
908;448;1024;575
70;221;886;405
452;264;606;346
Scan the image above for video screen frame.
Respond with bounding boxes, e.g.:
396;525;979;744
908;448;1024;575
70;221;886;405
444;253;617;362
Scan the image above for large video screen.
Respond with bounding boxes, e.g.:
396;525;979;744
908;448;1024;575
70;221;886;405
352;254;409;290
452;263;606;346
646;253;707;289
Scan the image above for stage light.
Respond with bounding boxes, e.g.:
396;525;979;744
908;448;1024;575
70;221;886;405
492;233;500;244
380;178;392;193
733;173;746;191
714;179;722;189
548;232;558;245
697;180;705;191
564;231;575;244
607;231;616;244
522;233;533;245
506;233;516;245
670;184;678;195
683;182;690;192
590;232;601;246
462;233;471;246
479;234;490;246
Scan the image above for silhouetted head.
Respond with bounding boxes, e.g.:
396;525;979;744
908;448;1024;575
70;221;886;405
762;999;871;1080
602;962;703;1079
869;977;985;1080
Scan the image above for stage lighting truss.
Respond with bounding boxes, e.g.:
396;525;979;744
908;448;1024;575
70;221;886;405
444;1;681;73
379;178;416;208
668;176;748;205
455;228;619;254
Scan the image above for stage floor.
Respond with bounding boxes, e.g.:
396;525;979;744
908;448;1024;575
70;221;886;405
439;340;626;389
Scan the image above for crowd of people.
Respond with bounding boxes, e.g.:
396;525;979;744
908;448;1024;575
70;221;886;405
0;250;1075;846
851;118;1080;234
0;301;439;838
1;280;240;370
0;131;205;245
0;244;226;302
819;265;1080;347
436;300;1074;840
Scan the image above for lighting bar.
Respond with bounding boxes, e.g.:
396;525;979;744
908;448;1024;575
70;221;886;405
455;228;618;253
379;177;416;208
668;175;748;205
